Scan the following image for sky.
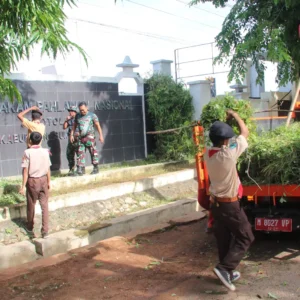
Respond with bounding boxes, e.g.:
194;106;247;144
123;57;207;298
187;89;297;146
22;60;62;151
14;0;290;95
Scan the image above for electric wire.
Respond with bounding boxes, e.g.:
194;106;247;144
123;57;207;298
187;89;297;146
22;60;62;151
175;0;226;18
125;0;219;29
69;18;194;45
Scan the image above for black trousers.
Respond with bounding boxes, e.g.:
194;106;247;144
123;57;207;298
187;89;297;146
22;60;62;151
211;200;255;272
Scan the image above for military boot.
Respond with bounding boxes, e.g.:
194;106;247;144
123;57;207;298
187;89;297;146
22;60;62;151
68;167;76;177
76;166;84;176
90;164;99;175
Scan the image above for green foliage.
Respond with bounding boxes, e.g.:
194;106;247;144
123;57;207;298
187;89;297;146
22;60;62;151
190;0;300;86
0;178;21;188
0;193;25;207
145;74;194;161
0;77;21;102
189;0;228;8
240;122;300;185
200;94;256;139
0;0;87;102
0;179;25;206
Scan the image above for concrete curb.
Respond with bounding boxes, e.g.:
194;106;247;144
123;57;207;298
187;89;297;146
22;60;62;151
0;198;205;270
0;241;39;270
1;160;193;194
33;198;200;257
50;160;193;192
0;168;196;222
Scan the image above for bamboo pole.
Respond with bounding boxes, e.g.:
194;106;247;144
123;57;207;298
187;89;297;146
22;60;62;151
286;79;300;127
146;122;197;135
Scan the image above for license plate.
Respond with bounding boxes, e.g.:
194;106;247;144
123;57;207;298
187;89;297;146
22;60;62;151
255;218;292;232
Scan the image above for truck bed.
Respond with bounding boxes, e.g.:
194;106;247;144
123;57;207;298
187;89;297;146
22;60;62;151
243;184;300;197
242;184;300;232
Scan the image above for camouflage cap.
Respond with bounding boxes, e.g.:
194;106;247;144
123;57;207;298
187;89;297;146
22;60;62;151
67;105;78;113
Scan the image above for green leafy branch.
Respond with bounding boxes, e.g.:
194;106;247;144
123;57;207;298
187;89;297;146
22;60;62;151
190;0;300;86
0;0;88;103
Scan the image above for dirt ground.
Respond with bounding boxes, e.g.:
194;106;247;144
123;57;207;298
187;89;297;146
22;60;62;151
1;219;299;300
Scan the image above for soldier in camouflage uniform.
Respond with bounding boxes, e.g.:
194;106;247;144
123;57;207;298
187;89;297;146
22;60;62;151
70;102;104;175
63;106;80;176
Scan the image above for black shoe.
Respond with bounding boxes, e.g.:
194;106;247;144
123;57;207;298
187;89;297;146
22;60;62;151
24;227;36;238
82;167;86;175
213;267;236;291
230;271;241;282
76;166;84;176
90;165;99;175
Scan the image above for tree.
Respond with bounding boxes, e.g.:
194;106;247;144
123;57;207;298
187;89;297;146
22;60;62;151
189;0;300;86
0;0;87;102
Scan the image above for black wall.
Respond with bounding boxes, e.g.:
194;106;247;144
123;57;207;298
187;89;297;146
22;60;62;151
0;80;145;177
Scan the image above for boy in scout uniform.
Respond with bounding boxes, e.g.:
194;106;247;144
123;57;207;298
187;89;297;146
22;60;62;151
63;106;80;176
19;132;51;238
17;105;45;148
204;110;254;291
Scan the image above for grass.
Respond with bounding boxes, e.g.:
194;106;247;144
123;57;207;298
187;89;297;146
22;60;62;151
0;180;25;206
0;193;25;207
0;179;21;188
0;159;195;207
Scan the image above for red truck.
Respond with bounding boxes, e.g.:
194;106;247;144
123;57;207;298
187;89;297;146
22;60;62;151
193;116;300;233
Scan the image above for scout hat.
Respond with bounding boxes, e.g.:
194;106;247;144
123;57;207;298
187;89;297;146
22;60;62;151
209;121;235;139
67;106;78;113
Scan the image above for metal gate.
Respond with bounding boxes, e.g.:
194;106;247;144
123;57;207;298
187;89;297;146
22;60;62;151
174;42;231;95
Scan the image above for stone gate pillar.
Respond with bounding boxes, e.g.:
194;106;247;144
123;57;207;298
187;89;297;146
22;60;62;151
150;59;173;76
188;80;211;121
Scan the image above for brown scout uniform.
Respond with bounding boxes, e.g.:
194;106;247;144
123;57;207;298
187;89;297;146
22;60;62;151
21;146;51;234
204;135;255;272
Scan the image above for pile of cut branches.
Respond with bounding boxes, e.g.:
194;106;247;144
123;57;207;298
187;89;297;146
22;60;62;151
199;94;300;185
239;123;300;185
200;94;256;143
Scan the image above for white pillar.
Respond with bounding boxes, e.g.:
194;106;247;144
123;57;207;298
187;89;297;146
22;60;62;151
150;59;173;76
244;60;265;98
188;80;211;121
115;56;143;94
250;64;265;98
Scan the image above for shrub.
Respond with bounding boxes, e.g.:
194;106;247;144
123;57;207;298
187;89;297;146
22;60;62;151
145;74;194;161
